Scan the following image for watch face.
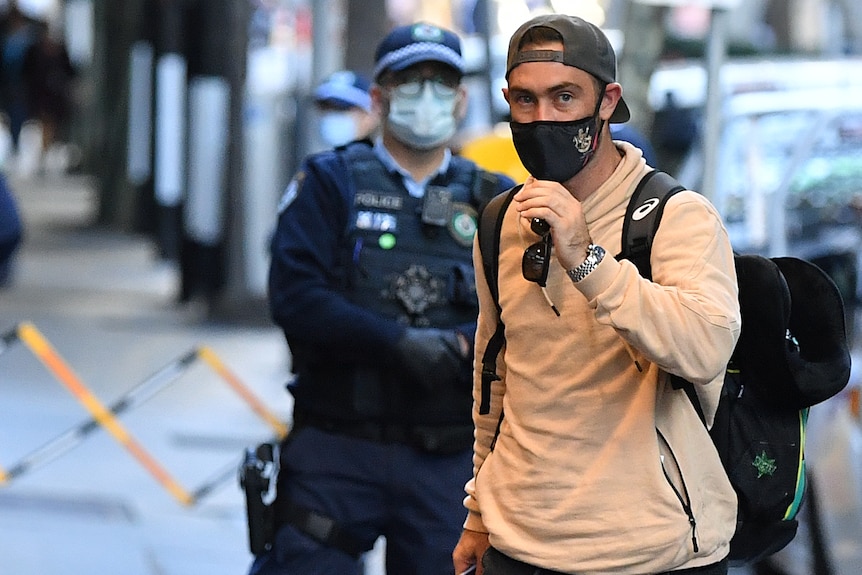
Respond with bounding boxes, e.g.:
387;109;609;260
569;245;605;282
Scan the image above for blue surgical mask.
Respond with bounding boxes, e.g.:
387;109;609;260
387;80;458;150
319;111;359;148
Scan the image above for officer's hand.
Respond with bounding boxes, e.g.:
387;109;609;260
394;327;468;392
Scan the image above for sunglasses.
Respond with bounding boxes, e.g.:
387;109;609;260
522;218;552;286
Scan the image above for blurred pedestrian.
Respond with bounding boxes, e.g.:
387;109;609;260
0;172;22;286
22;21;76;173
0;2;39;150
313;70;379;148
611;122;658;166
251;21;515;575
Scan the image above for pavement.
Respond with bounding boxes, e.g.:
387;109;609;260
0;171;293;574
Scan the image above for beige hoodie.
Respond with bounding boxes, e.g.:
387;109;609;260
465;143;741;574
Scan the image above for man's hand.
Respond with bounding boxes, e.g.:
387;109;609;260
513;177;592;271
453;529;490;575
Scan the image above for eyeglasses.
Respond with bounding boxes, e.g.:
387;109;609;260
522;218;552;286
390;78;457;99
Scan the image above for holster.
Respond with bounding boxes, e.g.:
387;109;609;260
239;439;368;558
238;443;278;555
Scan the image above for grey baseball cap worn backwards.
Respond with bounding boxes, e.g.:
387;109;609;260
373;22;465;81
506;14;630;123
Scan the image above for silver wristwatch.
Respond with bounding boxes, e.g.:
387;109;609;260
567;244;606;283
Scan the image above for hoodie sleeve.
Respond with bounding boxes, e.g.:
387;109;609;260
576;191;741;390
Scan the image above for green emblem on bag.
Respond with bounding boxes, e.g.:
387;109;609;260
752;451;777;478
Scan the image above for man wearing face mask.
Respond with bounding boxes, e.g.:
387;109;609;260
453;14;740;575
313;70;379;148
253;22;515;575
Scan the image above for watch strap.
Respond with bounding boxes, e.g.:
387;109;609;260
567;244;606;283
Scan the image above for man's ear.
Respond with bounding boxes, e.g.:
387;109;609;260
370;84;387;116
601;83;623;122
455;85;469;121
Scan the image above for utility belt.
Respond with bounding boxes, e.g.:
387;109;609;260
293;410;473;455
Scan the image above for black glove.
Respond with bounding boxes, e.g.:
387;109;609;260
394;327;468;392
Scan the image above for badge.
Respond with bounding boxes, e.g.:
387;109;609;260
448;202;478;247
389;264;445;323
421;186;453;226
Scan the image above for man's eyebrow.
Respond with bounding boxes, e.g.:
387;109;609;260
508;81;580;96
545;81;581;94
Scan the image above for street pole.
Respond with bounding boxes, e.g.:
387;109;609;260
126;0;158;235
180;0;231;308
618;1;665;138
700;7;729;202
154;0;186;261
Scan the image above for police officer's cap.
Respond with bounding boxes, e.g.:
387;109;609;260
373;22;465;81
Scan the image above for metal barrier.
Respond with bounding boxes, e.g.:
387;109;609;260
0;321;288;506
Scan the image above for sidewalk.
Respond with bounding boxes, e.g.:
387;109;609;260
0;172;293;574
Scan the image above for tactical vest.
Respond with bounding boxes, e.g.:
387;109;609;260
293;142;498;431
341;143;485;329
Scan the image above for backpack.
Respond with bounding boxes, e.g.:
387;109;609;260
476;170;852;566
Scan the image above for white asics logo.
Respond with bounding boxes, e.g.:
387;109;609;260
632;198;660;221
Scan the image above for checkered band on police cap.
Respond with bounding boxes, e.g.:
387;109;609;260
506;14;630;123
373;22;465;80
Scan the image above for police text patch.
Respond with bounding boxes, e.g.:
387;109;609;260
354;192;403;211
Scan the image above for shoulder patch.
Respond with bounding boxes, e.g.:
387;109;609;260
449;202;478;247
277;171;305;214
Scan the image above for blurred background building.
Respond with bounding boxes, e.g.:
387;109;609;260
2;0;861;322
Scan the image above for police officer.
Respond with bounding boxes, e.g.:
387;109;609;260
251;22;515;575
313;70;379;148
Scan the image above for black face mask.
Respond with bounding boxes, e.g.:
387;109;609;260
509;93;605;183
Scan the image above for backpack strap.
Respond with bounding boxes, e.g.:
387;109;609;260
472;169;503;215
477;185;520;415
478;186;520;310
617;170;686;280
616;172;706;420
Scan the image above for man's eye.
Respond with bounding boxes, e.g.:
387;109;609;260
558;93;574;103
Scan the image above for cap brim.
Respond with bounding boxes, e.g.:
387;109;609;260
773;256;851;406
610;96;630;123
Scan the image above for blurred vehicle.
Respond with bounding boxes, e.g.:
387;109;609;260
649;57;862;113
649;57;862;171
672;82;862;340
